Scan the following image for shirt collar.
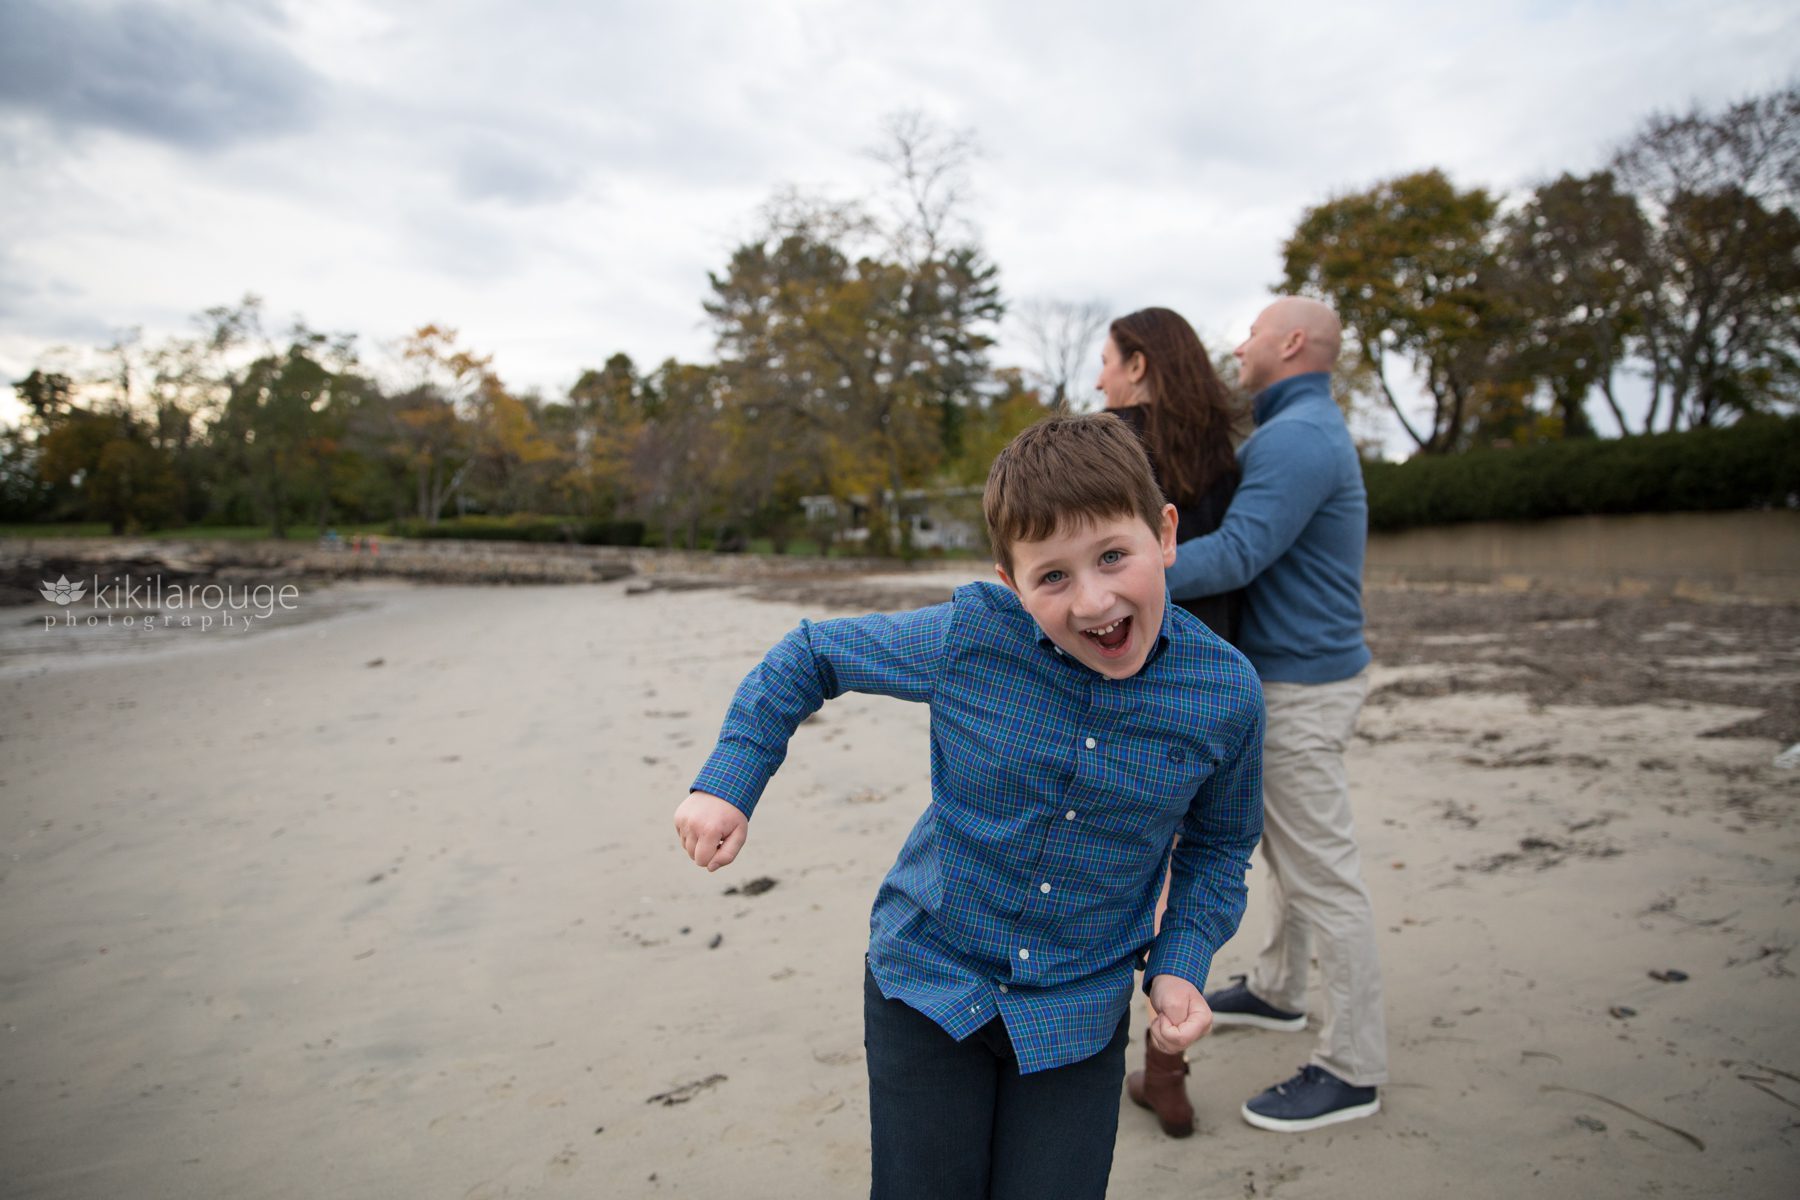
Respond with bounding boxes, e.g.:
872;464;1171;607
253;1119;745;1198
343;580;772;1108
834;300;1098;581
1251;371;1331;426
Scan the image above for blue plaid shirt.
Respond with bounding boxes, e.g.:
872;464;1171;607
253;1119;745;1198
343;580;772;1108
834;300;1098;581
693;581;1264;1074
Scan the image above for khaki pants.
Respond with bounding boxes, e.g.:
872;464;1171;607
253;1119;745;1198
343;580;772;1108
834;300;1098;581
1248;669;1388;1086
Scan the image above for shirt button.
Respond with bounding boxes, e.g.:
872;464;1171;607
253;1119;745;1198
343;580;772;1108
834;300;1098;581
1018;948;1030;961
998;984;1009;994
1084;736;1096;749
1064;810;1077;821
1040;882;1052;894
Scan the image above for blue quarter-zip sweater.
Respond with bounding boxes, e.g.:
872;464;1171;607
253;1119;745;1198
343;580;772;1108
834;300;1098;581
1163;372;1370;684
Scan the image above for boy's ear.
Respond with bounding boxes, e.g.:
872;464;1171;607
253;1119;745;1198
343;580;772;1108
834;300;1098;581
994;561;1019;594
1157;503;1178;567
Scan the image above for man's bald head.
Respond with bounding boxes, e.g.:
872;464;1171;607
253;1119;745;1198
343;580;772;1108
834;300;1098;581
1263;297;1342;367
1234;296;1343;393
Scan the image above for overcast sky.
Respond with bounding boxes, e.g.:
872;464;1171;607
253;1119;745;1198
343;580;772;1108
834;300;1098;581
1;0;1796;445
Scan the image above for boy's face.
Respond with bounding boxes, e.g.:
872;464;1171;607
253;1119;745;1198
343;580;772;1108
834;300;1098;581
996;505;1179;680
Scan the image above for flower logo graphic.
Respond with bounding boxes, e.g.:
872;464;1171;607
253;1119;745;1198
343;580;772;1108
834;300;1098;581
39;575;86;605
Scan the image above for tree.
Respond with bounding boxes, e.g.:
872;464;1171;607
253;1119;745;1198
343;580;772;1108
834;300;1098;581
383;385;472;523
866;111;1004;462
462;377;560;515
705;232;885;548
1282;170;1504;453
213;343;335;537
154;296;282;454
37;407;184;532
13;369;76;424
631;359;725;549
942;368;1051;485
1612;83;1798;210
1494;172;1650;437
22;343;191;531
568;353;642;424
0;423;53;521
1611;84;1800;429
1015;298;1109;413
556;352;645;518
1642;187;1798;428
868;108;980;269
308;369;386;526
386;325;494;522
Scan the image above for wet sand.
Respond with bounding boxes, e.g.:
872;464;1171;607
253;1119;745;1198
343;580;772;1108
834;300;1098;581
1;571;1795;1198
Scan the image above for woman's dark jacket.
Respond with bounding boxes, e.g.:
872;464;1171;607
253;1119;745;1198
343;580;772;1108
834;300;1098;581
1110;404;1245;647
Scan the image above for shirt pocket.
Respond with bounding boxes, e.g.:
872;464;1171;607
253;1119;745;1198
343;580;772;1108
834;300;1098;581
1086;732;1217;843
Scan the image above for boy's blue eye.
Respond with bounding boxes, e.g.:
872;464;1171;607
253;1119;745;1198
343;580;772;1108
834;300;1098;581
1100;550;1123;565
1040;570;1065;585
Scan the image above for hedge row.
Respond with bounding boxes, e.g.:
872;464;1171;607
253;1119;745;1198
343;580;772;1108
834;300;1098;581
389;420;1799;543
1363;415;1800;531
393;514;646;546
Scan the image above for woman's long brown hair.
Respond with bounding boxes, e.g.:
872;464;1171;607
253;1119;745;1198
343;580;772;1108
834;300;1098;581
1108;307;1240;507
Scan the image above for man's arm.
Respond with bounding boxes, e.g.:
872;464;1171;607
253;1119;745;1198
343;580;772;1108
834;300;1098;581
1144;700;1265;1006
675;604;953;870
1164;423;1338;600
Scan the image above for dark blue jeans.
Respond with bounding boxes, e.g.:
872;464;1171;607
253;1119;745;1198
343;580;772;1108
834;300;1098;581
863;964;1129;1200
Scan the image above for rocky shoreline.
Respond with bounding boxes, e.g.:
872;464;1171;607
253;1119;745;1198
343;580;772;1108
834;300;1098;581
0;535;946;608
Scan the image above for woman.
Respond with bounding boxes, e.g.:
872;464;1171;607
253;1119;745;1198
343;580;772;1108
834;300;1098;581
1095;306;1244;644
1095;306;1246;1138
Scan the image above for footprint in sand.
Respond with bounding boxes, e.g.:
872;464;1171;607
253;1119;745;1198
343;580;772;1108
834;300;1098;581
546;1145;578;1178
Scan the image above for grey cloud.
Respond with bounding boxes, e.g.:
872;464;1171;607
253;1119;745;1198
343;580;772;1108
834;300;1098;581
401;202;527;284
451;134;581;206
0;244;91;330
0;260;138;345
0;0;320;150
366;4;816;188
0;244;31;322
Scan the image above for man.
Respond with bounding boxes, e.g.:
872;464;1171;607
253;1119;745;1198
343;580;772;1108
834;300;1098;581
1163;296;1387;1132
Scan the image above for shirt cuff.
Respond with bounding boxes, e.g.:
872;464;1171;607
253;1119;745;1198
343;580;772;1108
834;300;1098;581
1141;929;1213;995
691;740;774;818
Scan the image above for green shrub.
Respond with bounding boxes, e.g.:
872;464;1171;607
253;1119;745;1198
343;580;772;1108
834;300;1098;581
392;514;646;546
1364;416;1800;531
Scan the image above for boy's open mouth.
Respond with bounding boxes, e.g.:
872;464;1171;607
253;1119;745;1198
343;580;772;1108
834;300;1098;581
1081;615;1132;652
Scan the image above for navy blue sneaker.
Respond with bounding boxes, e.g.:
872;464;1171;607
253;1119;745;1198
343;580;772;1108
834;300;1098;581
1241;1065;1380;1132
1206;974;1306;1032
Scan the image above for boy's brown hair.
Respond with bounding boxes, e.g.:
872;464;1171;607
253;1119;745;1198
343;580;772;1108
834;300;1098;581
983;412;1167;574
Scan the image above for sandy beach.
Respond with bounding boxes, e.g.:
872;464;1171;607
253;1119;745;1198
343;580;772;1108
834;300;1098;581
2;568;1796;1198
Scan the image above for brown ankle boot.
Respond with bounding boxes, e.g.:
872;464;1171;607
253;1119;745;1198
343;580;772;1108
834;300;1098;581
1126;1031;1195;1137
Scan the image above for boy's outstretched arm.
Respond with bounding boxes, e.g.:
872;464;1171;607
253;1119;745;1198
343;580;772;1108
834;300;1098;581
674;791;748;872
673;604;953;872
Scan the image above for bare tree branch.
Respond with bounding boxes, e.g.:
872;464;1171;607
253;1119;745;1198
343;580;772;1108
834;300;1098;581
866;109;981;266
1015;298;1109;412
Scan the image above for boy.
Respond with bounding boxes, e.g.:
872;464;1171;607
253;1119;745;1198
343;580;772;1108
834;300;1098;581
674;413;1264;1199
